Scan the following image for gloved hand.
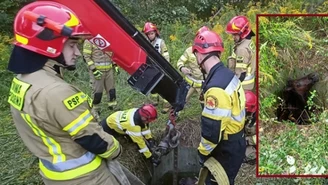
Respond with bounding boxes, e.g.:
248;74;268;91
180;66;191;75
168;108;177;125
239;72;246;82
198;151;209;167
150;156;161;167
92;69;103;80
113;64;120;74
146;139;156;150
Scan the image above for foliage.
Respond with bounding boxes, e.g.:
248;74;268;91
0;0;33;34
258;5;328;177
258;16;328;120
0;35;14;110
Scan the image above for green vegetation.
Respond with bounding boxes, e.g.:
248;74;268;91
1;0;328;184
258;16;328;176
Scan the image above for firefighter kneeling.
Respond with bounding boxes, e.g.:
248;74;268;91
244;90;257;165
100;104;161;166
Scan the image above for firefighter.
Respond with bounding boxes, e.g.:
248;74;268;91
192;30;246;185
143;22;171;113
82;40;118;121
244;90;257;165
7;2;122;184
143;22;170;62
100;104;161;166
177;26;209;104
225;15;256;91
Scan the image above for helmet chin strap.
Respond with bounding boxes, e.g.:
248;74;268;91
65;65;76;71
198;52;218;80
234;36;242;43
53;53;76;71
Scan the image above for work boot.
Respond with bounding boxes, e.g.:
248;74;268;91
244;135;256;165
244;145;256;165
91;105;101;122
246;135;256;146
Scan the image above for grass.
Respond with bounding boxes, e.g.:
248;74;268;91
259;121;327;175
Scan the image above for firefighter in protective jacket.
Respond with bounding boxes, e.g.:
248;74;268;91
177;26;209;104
143;22;170;62
192;30;246;185
7;2;122;184
226;16;256;91
83;40;118;120
101;104;160;166
143;22;171;113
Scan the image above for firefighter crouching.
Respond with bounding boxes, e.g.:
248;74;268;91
226;16;256;91
177;26;210;105
192;30;246;185
143;22;171;113
83;40;118;121
7;2;123;184
100;104;161;166
244;90;257;165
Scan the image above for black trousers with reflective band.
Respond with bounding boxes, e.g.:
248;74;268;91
205;135;246;185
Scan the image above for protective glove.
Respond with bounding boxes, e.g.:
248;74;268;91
146;139;156;150
180;66;191;75
92;69;103;80
198;151;209;167
113;64;120;74
150;156;161;167
239;72;246;82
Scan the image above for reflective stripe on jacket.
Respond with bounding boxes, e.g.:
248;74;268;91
198;62;246;156
83;40;113;71
8;61;120;181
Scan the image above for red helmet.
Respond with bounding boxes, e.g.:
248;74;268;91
192;30;224;54
13;1;90;58
225;16;251;39
138;104;158;122
196;26;209;36
245;90;257;113
143;22;159;35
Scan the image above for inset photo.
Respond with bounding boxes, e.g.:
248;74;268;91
257;15;328;176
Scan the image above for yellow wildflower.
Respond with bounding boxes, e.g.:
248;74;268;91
259;17;269;25
279;6;287;14
212;24;224;35
304;32;312;49
290;9;302;14
169;35;177;41
270;45;278;57
259;167;265;173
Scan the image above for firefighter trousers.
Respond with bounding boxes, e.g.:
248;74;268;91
205;132;246;185
90;69;116;102
186;86;201;103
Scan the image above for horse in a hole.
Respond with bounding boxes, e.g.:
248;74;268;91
276;72;319;124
